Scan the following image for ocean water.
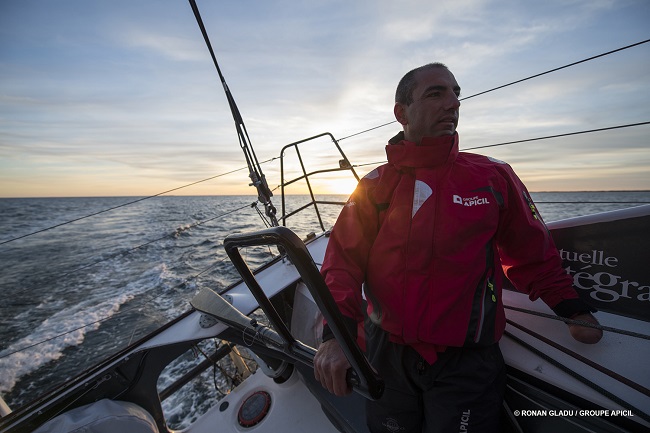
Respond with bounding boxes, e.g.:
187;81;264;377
0;192;648;428
0;194;345;427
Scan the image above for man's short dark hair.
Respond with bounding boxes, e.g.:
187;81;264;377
395;62;449;105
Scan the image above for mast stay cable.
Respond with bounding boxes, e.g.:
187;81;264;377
338;38;650;141
3;39;648;246
3;17;649;367
188;0;278;227
0;161;272;246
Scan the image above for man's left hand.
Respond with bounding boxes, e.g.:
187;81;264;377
568;313;603;344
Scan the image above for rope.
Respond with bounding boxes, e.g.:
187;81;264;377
503;305;650;340
251;201;272;228
504;329;650;423
506;319;650;398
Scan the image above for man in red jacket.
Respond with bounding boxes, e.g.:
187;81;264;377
313;63;602;433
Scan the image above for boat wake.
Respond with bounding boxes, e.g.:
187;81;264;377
0;262;177;395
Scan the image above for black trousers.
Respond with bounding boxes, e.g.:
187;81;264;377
365;322;506;433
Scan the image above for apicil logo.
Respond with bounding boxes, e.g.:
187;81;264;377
453;194;490;207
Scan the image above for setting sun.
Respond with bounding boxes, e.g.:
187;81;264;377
316;176;360;196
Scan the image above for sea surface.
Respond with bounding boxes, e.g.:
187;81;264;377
1;192;649;428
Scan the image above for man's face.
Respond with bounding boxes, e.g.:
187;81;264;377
395;67;461;144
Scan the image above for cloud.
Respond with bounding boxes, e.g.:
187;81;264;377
0;0;648;197
117;28;206;62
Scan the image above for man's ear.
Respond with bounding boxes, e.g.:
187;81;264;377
394;103;408;126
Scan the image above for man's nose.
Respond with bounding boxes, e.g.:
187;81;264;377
445;93;461;110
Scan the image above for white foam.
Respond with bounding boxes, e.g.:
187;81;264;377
0;262;174;394
0;292;133;393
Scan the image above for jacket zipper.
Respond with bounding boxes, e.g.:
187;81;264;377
474;277;495;343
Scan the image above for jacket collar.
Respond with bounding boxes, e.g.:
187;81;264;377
386;131;459;168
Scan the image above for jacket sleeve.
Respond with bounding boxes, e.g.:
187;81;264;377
495;165;594;317
320;175;380;334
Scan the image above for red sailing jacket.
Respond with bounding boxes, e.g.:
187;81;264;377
321;132;585;363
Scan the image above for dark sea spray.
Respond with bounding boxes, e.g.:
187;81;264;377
0;192;648;428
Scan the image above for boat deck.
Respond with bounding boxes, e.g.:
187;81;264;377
185;369;348;433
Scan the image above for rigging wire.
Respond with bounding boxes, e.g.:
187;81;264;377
0;158;276;247
462;38;650;101
0;204;277;361
0;240;278;362
505;318;650;399
3;37;650;360
463;121;650;151
504;305;650;340
3;38;648;247
346;121;650;184
503;329;650;424
338;38;650;141
188;0;278;227
52;203;253;281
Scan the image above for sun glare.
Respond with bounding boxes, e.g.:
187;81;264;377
319;176;359;196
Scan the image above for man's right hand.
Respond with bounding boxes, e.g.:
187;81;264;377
313;338;352;396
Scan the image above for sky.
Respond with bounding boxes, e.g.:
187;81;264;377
0;0;649;198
